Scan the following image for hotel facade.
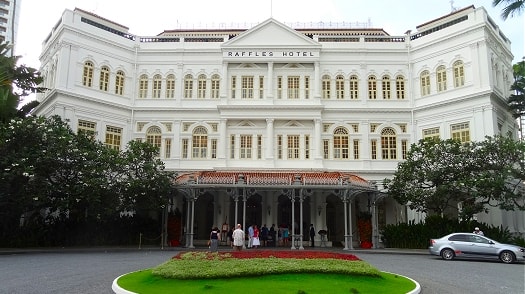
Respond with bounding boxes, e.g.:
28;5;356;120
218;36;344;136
34;5;523;248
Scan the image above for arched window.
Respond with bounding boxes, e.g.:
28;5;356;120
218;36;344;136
420;70;430;96
453;60;465;87
184;74;193;98
381;127;397;159
115;70;125;95
82;61;94;87
368;75;377;99
211;74;220;98
333;127;349;159
192;126;208;158
99;66;110;91
166;74;175;98
349;75;359;99
395;75;405;99
436;65;447;92
139;74;148;98
336;75;345;99
322;74;331;99
146;126;162;153
152;74;162;98
198;74;207;98
382;75;391;99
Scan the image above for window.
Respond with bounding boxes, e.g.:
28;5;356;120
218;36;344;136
146;126;162;154
333;127;349;159
423;127;440;140
288;76;299;99
166;74;175;98
277;135;283;159
192;126;208;158
240;135;252;159
368;75;377;99
78;120;96;138
241;76;254;99
401;139;408;159
304;76;310;99
287;135;300;159
305;135;310;159
436;65;447;92
152;74;162;98
211;74;220;98
230;135;235;159
453;61;465;87
164;138;171;158
322;75;331;99
105;126;122;151
184;74;193;98
371;139;377;159
336;75;344;99
349;75;358;99
277;76;282;99
323;139;329;159
258;76;264;99
231;76;236;99
395;75;405;99
198;74;206;98
257;135;262;159
182;139;188;159
211;139;217;159
382;75;391;99
139;74;148;98
353;139;359;159
420;70;430;96
82;61;94;87
99;66;109;91
115;70;125;95
451;122;470;142
381;127;397;159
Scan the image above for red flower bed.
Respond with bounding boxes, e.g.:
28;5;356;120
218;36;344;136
173;250;360;261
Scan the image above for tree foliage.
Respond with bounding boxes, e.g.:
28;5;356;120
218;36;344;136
508;60;525;119
384;136;525;220
0;115;175;244
0;41;45;124
493;0;524;20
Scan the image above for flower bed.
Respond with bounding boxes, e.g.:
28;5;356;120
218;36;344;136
154;250;379;280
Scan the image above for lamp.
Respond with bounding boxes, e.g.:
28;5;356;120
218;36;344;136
267;206;271;215
317;205;322;216
218;205;222;215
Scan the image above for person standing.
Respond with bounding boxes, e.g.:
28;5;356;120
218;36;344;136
309;224;316;247
282;224;290;247
252;225;260;249
260;224;269;247
232;224;245;251
227;227;234;247
473;227;484;236
247;224;254;248
269;224;276;247
209;226;220;252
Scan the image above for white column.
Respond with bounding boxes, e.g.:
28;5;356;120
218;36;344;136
221;61;228;99
172;120;181;160
266;118;274;160
313;61;320;99
267;62;274;99
218;119;227;160
314;118;322;160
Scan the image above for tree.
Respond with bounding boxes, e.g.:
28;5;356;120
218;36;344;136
508;60;525;136
0;41;45;124
383;135;525;220
493;0;525;20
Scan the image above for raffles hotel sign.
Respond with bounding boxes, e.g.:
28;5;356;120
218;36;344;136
223;50;320;59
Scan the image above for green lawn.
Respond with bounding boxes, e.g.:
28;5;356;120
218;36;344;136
116;251;417;294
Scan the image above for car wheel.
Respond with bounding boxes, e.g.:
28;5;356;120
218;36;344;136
499;250;515;264
440;248;455;260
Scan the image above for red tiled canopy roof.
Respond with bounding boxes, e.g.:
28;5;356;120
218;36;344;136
175;170;371;187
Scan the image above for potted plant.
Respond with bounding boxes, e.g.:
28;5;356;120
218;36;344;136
357;211;372;248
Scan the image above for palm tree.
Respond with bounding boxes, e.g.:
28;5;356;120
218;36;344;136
493;0;524;20
508;60;525;138
0;41;45;124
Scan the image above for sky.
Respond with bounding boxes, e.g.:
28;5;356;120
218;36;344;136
15;0;524;72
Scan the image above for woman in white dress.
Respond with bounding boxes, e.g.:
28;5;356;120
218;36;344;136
252;225;260;248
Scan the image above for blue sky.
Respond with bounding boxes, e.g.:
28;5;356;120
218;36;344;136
16;0;523;69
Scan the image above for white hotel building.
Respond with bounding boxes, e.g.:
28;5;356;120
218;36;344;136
34;5;523;248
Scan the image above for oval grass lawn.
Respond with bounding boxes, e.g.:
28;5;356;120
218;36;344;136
115;251;417;293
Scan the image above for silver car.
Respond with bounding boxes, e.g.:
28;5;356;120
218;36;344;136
429;233;525;264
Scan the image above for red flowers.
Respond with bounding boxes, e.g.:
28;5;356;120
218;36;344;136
173;250;360;261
